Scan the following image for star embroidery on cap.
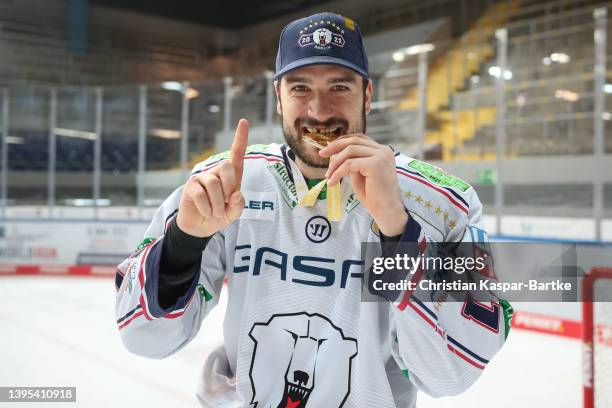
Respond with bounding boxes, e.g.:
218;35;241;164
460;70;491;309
341;30;345;34
314;21;318;26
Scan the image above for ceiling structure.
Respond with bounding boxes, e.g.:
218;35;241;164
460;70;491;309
90;0;333;29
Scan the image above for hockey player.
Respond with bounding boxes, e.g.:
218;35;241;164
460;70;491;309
115;12;512;407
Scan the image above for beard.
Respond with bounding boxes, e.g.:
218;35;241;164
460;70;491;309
281;105;367;168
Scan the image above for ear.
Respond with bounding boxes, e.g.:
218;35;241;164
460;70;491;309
274;80;282;115
364;79;373;115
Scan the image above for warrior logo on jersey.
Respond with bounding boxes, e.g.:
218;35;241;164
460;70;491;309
248;312;357;408
305;216;331;243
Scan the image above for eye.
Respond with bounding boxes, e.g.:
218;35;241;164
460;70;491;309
291;85;309;93
332;84;350;91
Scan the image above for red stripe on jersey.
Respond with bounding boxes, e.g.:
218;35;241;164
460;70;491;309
447;344;486;370
193;154;283;177
243;155;283;164
137;242;156;321
164;288;198;319
397;238;428;311
118;310;145;330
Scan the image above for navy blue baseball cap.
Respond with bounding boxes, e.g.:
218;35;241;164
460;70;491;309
275;12;369;80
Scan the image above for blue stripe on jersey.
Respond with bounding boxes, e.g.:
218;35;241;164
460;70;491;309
412;297;438;321
447;335;489;364
245;151;283;160
116;304;142;324
191;157;226;175
396;165;470;209
412;296;489;364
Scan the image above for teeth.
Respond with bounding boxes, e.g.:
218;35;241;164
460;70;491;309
305;127;339;134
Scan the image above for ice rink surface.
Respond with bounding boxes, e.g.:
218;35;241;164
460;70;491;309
1;277;582;408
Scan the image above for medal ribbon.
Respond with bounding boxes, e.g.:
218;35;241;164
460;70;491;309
286;153;344;222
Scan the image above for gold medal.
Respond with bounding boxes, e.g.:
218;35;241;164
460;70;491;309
301;133;343;222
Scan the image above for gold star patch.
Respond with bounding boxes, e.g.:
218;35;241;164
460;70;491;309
415;195;423;203
424;201;433;209
448;220;457;229
434;206;442;215
443;211;449;221
404;191;413;198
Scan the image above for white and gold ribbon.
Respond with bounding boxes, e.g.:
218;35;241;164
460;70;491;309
287;150;345;222
297;178;343;222
326;179;342;222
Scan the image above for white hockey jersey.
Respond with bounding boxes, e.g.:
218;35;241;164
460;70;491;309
115;143;511;407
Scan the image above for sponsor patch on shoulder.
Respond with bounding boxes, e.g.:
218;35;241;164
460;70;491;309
407;160;470;192
240;191;277;221
134;237;155;255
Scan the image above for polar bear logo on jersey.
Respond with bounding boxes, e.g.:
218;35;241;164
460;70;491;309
248;312;358;408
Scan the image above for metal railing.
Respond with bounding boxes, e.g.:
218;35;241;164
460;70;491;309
0;5;610;241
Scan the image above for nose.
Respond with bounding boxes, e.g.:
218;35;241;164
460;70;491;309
308;91;335;123
293;370;309;386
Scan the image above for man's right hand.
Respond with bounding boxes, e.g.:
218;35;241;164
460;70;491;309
176;119;248;238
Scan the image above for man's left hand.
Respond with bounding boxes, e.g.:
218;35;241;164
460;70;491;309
319;134;408;236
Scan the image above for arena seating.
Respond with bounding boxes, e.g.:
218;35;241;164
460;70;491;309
391;0;611;160
1;0;610;173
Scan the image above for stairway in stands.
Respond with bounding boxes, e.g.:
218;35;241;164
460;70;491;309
396;1;518;160
395;0;611;161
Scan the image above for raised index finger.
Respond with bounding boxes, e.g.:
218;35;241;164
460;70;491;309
230;119;249;189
